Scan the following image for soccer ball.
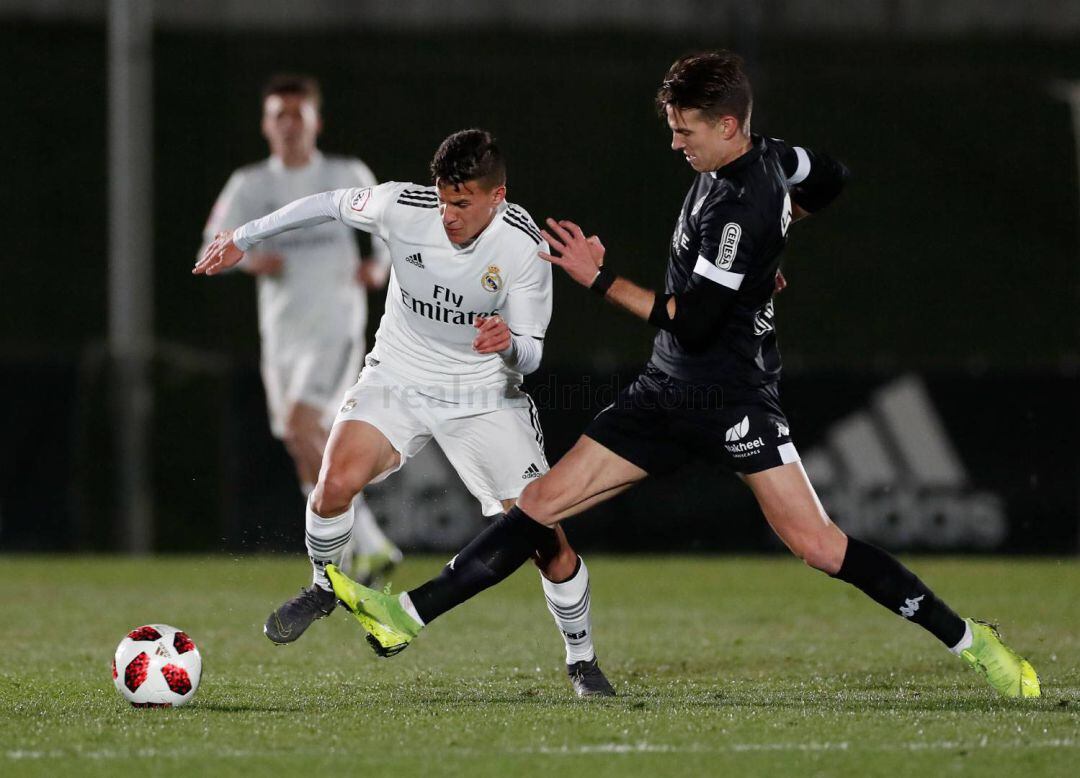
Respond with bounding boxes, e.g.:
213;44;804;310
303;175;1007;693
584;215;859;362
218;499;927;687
112;624;202;707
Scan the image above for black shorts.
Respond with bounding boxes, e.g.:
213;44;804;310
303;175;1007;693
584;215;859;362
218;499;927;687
584;364;800;476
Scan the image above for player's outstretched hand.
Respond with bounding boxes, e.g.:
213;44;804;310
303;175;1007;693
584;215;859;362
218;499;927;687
193;230;245;276
539;218;606;288
473;314;511;354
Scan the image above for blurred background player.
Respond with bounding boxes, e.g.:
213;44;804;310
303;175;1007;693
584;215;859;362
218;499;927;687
199;74;401;584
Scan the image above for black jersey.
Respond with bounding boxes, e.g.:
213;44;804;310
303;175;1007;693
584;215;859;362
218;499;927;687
650;134;848;391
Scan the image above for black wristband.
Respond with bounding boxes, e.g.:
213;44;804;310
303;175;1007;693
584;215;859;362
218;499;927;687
590;266;616;297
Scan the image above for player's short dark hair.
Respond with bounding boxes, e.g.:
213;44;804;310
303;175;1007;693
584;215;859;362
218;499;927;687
262;73;322;108
655;50;752;126
430;129;506;190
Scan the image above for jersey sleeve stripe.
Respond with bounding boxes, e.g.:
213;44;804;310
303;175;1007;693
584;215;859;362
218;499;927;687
503;214;542;244
787;147;811;185
503;212;542;243
398;192;438;203
506;206;541;234
693;256;744;290
504;208;540;232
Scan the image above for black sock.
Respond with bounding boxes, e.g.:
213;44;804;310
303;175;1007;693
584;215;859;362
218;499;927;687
408;506;556;624
832;536;966;648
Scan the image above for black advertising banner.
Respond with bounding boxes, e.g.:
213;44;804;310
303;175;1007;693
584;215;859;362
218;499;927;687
1;364;1076;554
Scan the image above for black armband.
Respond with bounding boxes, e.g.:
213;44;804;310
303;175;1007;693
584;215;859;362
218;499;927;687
590;266;616;297
648;293;674;329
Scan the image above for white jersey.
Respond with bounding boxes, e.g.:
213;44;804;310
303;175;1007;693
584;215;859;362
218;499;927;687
203;151;389;358
234;181;553;402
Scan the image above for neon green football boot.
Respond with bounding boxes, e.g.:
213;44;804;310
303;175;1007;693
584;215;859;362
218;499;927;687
959;618;1040;698
326;564;422;657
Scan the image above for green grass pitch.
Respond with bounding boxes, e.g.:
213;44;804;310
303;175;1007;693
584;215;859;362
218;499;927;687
1;555;1077;776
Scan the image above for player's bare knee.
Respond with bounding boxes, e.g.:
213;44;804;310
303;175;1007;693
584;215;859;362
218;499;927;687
312;470;360;516
796;534;845;575
517;478;558;524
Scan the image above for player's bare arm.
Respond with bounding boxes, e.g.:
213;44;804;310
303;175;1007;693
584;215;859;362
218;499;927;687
356;256;389;288
239;251;285;277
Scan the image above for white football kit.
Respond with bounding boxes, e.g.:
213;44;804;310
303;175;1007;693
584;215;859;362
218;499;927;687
232;182;553;515
203;152;390;436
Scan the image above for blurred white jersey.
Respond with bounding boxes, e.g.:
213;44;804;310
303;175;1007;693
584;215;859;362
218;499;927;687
203;152;389;359
234;181;553;403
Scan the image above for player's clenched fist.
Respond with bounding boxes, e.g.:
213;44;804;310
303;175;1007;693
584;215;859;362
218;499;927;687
193;230;245;276
472;314;511;354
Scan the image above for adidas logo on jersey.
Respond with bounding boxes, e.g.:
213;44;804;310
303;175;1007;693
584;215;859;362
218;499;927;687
521;463;542;480
405;253;424;269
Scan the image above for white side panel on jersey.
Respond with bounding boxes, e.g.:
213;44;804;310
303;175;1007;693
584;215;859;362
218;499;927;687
693;256;744;290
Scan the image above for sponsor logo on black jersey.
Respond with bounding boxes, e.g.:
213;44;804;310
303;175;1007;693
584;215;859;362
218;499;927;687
717;222;742;270
723;415;764;457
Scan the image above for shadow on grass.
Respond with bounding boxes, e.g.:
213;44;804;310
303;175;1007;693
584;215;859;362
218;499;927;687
198;701;309;714
396;687;1076;716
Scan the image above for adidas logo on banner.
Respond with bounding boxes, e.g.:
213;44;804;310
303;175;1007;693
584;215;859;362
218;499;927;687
405;252;424;269
802;374;1005;550
521;463;542;480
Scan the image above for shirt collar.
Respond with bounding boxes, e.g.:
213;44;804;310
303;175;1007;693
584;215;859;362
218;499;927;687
707;134;764;179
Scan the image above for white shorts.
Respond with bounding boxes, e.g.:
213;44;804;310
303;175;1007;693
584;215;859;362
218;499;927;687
263;339;362;438
332;362;548;516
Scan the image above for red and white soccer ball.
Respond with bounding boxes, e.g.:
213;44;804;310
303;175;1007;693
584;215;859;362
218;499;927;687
112;624;202;707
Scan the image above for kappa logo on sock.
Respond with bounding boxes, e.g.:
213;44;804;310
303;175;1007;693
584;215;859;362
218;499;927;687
899;594;925;618
522;462;542;479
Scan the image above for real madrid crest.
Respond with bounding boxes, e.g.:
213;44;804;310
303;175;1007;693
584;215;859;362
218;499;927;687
481;265;503;293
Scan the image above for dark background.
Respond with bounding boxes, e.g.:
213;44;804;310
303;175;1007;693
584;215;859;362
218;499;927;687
2;18;1078;552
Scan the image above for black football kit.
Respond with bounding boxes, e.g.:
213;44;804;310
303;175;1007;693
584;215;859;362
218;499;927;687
585;134;849;475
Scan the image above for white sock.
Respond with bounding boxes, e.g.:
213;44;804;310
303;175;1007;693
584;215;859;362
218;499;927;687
541;557;595;664
305;496;354;591
398;592;425;627
349;492;397;557
949;619;973;655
